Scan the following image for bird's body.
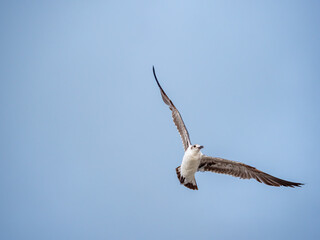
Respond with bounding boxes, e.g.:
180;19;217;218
152;66;303;190
178;145;203;190
181;146;202;178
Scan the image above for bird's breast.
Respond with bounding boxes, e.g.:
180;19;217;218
181;152;201;176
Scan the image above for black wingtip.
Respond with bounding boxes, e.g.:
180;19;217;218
282;180;304;188
295;182;305;187
152;65;162;90
152;65;157;80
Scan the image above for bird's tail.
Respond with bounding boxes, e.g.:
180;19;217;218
176;166;198;190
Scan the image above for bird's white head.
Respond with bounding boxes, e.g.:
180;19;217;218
189;144;204;153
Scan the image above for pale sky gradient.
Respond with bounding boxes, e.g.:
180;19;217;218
1;1;320;240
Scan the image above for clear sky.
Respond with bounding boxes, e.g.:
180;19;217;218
1;1;320;239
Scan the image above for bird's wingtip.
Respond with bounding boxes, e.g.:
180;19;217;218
152;66;161;89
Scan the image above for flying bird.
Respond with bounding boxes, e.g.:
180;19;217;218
152;66;303;190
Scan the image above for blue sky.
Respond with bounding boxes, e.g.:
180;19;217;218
1;1;320;239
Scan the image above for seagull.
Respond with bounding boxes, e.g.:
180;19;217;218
153;66;303;190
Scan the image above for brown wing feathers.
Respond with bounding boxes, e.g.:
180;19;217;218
153;66;191;151
199;156;303;188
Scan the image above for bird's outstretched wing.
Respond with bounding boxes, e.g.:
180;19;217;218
198;155;303;187
153;66;191;151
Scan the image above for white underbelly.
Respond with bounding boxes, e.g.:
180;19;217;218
181;155;200;180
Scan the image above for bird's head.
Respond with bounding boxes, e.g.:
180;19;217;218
189;144;204;152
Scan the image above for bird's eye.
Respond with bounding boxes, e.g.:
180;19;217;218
193;145;196;148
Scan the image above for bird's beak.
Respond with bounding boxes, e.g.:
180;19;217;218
199;145;204;149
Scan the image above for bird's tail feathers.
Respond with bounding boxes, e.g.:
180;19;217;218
176;166;198;190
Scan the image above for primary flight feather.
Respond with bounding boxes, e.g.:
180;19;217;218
153;66;303;190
